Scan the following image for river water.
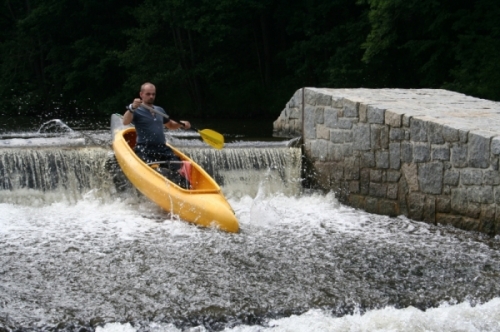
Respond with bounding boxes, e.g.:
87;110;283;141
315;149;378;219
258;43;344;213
0;119;499;332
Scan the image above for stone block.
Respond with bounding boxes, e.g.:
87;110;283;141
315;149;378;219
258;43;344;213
343;100;359;117
492;157;499;171
330;129;345;143
360;152;375;168
436;213;462;227
460;217;481;232
431;144;450;161
442;125;460;143
410;118;428;142
338;118;355;129
413;144;431;163
436;196;451;213
468;132;490;168
451;188;468;214
349;181;360;194
359;104;368;123
390;128;405;141
385;110;402;128
443;185;451;195
379;199;399;217
483;170;500;186
428;122;445;144
402;115;411;127
491;136;500;155
370;182;387;198
418;162;443;194
312;139;330;161
332;97;343;108
371;124;389;150
442;125;459;142
348;194;365;209
365;197;379;213
344;130;353;143
367;105;385;124
312;162;333;189
401;142;413;163
353;124;371;151
401;163;419;192
408;192;425;220
398;177;409;215
459;129;468;143
443;169;460;186
387;183;398;199
480;204;496;223
329;144;343;161
316;124;330;140
360;168;370;195
324;107;339;128
316;93;333;106
304;89;317;106
289;107;301;119
376;151;390;169
466;202;481;219
424;196;436;223
342;143;353;157
304;105;317;139
370;169;384;182
451;143;468;168
315;107;325;124
467;186;494;204
387;170;401;182
480;205;497;235
389;143;401;169
461;169;482;185
330;162;345;182
344;157;360;180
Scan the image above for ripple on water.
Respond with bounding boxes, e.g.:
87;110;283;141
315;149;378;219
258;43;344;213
0;192;500;331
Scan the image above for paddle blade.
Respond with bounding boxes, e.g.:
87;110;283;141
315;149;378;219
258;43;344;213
198;129;224;149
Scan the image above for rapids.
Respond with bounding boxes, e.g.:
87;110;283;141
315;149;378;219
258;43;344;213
0;121;499;332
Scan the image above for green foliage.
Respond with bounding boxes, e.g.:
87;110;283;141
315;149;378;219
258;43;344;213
360;0;500;97
0;0;499;122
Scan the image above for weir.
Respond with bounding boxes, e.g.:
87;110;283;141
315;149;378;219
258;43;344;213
274;88;500;235
0;144;302;204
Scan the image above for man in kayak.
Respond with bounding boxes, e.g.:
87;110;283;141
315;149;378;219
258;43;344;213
123;82;192;189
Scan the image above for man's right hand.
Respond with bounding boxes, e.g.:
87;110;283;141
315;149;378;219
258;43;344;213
131;98;142;109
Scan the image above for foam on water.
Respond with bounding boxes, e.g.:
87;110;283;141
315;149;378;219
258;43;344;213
95;298;500;332
1;190;499;331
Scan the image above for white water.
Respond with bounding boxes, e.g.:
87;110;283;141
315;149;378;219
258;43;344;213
96;299;500;332
1;189;499;331
1;125;499;331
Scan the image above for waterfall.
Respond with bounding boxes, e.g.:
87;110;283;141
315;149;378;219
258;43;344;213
0;147;115;204
0;145;303;204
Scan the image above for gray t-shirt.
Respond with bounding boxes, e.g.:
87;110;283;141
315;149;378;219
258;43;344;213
132;105;170;145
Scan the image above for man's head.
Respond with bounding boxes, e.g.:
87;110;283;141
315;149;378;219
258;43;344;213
140;82;156;104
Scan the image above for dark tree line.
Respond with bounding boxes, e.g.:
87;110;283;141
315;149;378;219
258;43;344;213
1;0;499;120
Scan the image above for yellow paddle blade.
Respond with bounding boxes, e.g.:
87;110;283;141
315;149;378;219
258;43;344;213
198;129;224;149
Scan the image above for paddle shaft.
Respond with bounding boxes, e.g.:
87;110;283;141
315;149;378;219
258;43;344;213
139;103;199;131
137;103;224;149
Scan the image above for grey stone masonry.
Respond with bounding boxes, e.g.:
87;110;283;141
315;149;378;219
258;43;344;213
273;87;500;235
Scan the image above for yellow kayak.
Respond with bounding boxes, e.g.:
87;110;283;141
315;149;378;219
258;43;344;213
112;126;239;233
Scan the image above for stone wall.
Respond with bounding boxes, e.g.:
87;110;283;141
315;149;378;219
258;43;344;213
273;88;500;235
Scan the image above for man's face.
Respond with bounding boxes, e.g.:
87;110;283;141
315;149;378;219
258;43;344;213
140;85;156;104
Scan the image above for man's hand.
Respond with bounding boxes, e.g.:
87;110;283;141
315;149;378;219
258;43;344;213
180;121;191;129
131;98;142;110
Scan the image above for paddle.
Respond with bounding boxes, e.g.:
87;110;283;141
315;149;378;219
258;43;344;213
139;103;224;149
